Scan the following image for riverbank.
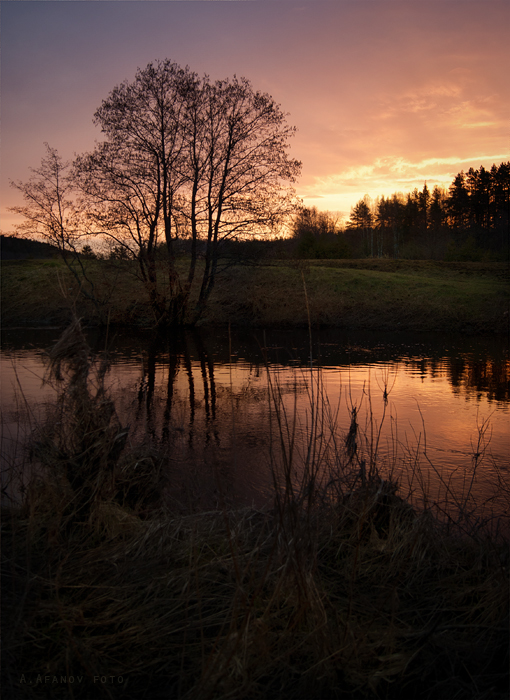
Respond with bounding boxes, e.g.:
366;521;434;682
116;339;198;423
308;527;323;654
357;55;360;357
2;318;509;699
1;258;508;333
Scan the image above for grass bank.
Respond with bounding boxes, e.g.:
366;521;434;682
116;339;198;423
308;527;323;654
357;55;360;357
2;319;509;699
1;258;508;333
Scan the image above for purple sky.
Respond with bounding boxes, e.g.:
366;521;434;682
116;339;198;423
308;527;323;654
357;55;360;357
1;0;509;233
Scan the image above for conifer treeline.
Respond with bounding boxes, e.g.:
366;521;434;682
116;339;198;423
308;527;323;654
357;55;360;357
345;162;509;260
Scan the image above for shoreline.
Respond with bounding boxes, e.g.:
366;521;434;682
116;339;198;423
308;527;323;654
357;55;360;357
1;321;509;338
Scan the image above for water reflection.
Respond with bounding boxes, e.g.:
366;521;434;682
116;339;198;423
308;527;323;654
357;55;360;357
1;326;508;517
448;355;509;403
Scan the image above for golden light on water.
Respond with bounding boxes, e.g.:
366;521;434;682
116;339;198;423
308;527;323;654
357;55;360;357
3;344;508;515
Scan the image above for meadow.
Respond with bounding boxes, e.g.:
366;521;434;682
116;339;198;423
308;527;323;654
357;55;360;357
1;258;508;333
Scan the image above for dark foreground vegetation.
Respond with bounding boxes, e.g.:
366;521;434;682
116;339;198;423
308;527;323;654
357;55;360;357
2;319;509;699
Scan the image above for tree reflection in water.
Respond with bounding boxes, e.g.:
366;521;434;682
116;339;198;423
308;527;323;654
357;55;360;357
1;326;508;517
134;331;221;450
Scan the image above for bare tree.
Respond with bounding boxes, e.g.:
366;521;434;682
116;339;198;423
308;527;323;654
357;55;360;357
10;144;81;255
74;61;196;325
75;60;301;326
291;206;349;258
9;144;109;318
185;75;301;320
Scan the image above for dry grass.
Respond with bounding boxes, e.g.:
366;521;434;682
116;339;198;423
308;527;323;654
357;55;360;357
2;319;508;699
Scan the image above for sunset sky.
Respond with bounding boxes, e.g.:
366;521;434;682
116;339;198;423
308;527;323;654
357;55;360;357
1;0;509;233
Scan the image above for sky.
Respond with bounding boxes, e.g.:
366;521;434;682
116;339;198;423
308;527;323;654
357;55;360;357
1;0;509;234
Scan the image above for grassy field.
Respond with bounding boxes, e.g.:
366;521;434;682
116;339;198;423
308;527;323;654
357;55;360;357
1;258;508;333
2;318;508;699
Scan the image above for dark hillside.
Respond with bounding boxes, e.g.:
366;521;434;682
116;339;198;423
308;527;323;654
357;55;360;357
0;235;60;260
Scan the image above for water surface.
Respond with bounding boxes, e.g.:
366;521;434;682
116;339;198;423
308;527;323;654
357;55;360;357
2;326;508;521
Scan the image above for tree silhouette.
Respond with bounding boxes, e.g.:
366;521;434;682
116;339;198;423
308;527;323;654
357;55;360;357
75;60;301;326
291;206;349;258
9;144;110;318
74;61;200;324
375;194;405;258
10;144;81;255
448;172;470;231
346;163;508;259
348;198;374;256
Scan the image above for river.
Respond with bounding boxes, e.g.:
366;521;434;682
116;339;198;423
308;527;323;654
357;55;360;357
1;325;509;528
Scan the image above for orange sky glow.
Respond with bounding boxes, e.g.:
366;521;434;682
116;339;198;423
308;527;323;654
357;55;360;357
1;0;509;233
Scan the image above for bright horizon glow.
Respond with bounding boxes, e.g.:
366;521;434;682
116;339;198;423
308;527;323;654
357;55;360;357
1;1;509;232
300;153;510;220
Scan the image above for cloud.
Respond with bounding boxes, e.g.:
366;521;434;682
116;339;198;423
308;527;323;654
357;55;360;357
375;155;510;173
462;122;499;129
2;0;509;226
377;82;464;118
298;152;510;211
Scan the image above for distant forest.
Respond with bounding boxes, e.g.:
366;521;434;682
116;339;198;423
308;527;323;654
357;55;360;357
4;163;509;263
293;162;510;261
